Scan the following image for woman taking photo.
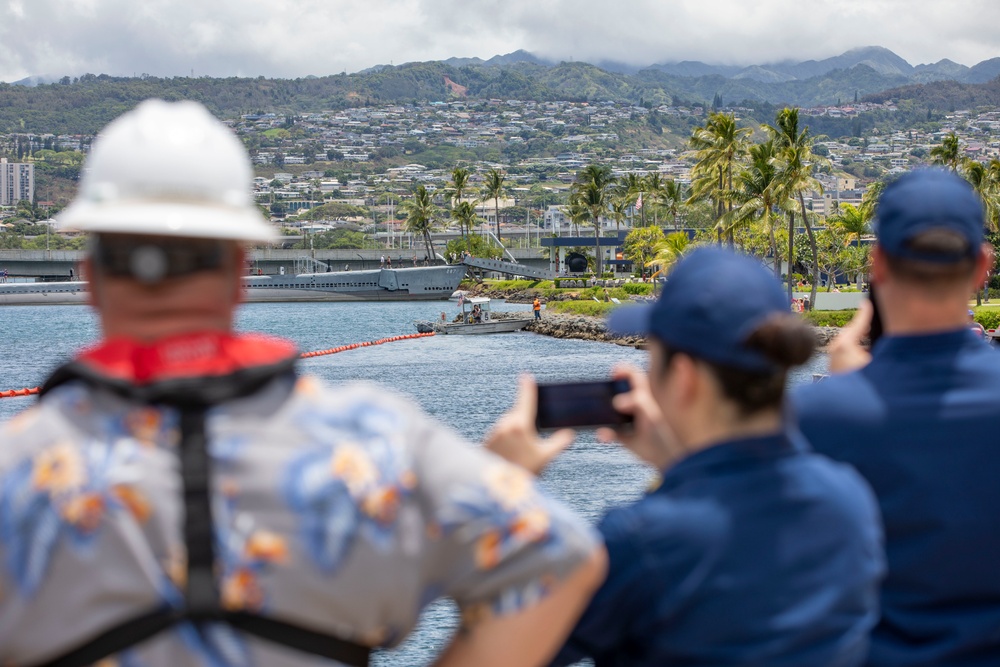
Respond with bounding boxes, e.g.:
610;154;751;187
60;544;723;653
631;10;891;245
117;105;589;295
487;247;885;666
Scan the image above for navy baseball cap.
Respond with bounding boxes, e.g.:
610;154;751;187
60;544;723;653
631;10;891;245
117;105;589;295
876;169;984;262
608;247;789;372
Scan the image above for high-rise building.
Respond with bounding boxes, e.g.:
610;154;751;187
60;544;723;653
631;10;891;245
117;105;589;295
0;158;34;206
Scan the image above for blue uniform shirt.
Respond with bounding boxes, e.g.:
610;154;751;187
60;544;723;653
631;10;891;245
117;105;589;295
552;431;884;667
792;329;1000;666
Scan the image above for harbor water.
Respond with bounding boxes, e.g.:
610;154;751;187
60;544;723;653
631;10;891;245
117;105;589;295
0;301;827;665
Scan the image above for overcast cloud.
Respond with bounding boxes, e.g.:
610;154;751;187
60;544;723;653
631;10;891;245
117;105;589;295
2;0;1000;82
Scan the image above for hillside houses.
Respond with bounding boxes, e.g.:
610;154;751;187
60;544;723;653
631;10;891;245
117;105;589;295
7;96;1000;234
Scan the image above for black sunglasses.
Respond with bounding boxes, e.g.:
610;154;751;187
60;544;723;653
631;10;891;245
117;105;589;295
93;236;227;283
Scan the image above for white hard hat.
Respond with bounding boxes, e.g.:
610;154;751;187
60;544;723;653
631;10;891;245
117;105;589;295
58;99;277;243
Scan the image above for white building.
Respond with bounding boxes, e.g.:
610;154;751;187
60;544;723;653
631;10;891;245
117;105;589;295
544;205;568;232
0;158;34;206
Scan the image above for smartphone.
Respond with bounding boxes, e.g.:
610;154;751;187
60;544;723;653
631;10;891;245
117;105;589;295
867;280;883;348
535;379;634;430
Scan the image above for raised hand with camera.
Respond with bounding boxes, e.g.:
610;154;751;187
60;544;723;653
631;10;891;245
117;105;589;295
485;375;577;476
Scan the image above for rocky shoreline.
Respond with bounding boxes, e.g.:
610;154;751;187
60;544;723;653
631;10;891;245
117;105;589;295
492;311;841;349
467;284;581;304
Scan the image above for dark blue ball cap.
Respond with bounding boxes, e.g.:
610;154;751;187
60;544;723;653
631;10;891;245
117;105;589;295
608;247;790;372
876;168;984;262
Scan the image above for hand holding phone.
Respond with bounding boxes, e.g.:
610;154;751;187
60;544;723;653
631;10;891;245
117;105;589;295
485;376;576;476
867;282;883;348
592;365;686;471
827;300;875;374
535;379;634;430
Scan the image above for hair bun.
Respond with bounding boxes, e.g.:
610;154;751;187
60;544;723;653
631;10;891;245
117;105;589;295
745;314;816;368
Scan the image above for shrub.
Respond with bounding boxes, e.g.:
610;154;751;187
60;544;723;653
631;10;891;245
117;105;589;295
972;307;1000;331
803;310;857;327
547;300;618;317
487;279;540;291
621;283;654;296
446;235;503;260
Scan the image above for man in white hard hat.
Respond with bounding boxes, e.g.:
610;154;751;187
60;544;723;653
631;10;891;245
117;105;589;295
0;100;604;667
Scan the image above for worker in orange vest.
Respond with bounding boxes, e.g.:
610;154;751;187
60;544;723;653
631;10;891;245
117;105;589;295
533;297;542;320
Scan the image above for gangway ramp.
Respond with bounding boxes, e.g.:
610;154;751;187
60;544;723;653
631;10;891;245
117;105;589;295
462;257;556;280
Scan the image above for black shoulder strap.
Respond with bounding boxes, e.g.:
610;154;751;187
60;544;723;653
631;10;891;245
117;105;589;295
31;388;371;667
36;609;178;667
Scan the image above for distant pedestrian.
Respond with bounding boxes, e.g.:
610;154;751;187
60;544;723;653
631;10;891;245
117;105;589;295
380;255;385;268
69;268;74;280
386;256;392;268
970;309;987;339
533;297;542;320
1;268;7;283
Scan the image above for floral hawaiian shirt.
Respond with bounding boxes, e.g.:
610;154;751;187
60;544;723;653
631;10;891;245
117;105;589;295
0;372;596;666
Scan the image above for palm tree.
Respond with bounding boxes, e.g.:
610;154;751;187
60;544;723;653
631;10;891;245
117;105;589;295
450;200;479;239
829;203;869;248
447;167;472;239
401;185;438;263
688;112;751;245
962;159;1000;232
649;231;692;275
563;200;590;237
659;180;686;230
620;172;645;226
768;107;825;306
962;159;1000;305
643;173;666;226
930;132;963;172
481;168;506;241
572;164;616;276
859;179;885;222
609;192;631;235
719;139;785;276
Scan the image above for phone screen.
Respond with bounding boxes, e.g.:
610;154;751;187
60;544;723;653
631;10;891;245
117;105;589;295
535;380;634;430
868;281;883;348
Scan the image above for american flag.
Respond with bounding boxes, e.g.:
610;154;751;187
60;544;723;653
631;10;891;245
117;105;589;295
635;193;643;210
457;293;465;307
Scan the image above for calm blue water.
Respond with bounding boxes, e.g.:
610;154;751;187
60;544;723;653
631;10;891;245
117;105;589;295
0;301;827;665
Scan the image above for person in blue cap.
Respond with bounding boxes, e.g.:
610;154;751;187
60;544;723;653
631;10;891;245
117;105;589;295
792;168;1000;667
487;246;885;667
969;309;987;339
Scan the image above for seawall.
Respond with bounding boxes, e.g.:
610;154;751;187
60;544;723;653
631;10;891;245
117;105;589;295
494;311;841;349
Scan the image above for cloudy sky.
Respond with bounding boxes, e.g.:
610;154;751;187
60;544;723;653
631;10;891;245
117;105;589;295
2;0;1000;82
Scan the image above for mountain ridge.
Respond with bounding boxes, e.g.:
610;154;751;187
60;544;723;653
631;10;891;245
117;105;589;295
3;47;1000;135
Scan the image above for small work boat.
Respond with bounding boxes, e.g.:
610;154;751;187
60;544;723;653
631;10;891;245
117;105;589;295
415;297;534;335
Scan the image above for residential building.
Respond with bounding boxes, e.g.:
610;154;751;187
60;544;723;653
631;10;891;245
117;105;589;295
0;158;33;206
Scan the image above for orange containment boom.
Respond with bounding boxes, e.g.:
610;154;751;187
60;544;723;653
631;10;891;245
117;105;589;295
0;332;436;399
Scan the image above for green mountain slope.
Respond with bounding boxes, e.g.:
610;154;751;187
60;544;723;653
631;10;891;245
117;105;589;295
0;60;968;135
864;77;1000;109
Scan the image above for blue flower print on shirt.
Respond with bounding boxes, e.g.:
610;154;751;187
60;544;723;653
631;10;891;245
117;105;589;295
284;399;416;573
436;463;573;615
0;439;152;596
